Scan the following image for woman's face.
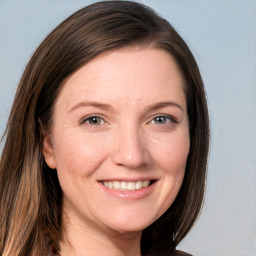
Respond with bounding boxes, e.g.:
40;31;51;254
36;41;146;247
43;47;190;234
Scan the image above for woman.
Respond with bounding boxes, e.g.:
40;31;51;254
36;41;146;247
0;1;209;256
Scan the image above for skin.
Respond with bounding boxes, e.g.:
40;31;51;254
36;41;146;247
43;47;190;256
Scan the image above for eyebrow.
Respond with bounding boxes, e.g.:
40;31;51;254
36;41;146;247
144;101;184;113
69;101;184;113
69;101;114;113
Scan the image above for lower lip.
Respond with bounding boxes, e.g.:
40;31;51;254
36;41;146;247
98;181;156;200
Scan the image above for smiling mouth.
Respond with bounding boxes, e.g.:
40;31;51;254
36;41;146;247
100;180;154;191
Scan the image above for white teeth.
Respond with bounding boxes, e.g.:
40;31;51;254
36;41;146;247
142;180;150;187
102;180;151;191
113;181;120;190
127;182;135;190
103;182;109;188
135;181;142;189
121;181;127;190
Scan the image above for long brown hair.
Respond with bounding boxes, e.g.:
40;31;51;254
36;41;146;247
0;1;209;255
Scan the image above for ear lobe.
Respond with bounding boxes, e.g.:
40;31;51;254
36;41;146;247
42;134;57;169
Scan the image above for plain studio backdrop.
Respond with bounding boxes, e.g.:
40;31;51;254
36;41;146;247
0;0;255;255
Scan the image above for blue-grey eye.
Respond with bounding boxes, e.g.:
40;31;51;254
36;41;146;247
151;116;173;125
86;116;104;125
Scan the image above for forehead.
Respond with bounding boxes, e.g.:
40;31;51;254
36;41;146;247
55;47;186;110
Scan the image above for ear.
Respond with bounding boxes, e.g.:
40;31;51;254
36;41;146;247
42;134;57;169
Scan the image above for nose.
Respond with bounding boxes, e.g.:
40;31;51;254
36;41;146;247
110;125;151;169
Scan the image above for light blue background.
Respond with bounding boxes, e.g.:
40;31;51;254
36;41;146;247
0;1;255;255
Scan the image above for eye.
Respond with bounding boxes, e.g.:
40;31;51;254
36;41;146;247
81;115;105;126
150;115;176;125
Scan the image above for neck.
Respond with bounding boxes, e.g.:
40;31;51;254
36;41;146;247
59;213;142;256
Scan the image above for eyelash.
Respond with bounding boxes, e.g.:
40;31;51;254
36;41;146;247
80;115;106;126
148;114;177;125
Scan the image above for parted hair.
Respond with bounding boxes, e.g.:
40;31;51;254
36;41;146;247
0;1;209;255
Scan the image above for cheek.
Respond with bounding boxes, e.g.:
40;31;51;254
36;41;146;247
148;133;190;218
53;131;111;178
150;132;190;173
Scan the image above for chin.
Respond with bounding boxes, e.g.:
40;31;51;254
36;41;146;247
105;215;157;234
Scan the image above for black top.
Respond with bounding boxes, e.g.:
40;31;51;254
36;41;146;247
174;250;193;256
